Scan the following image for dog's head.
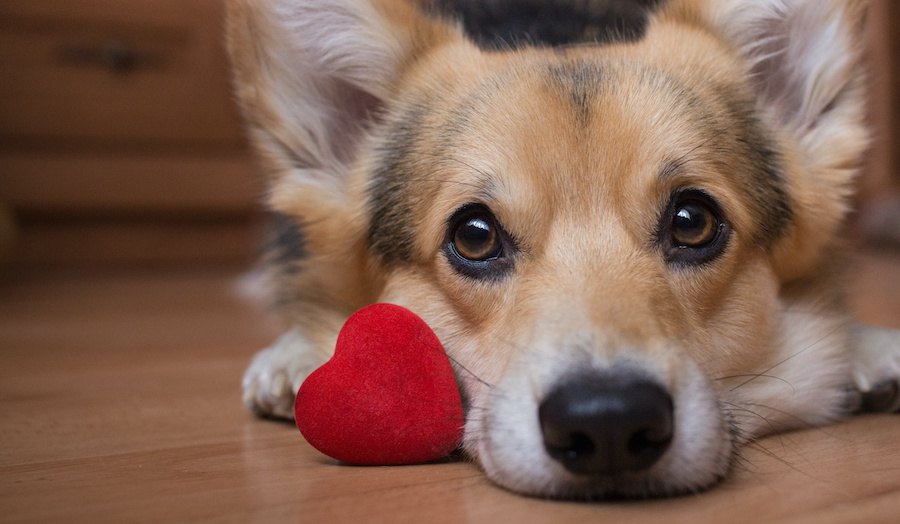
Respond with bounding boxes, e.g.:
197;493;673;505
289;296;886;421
228;0;869;498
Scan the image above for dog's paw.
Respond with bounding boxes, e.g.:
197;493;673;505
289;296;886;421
242;329;325;419
852;325;900;413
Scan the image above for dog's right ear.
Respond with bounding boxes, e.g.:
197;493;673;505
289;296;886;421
226;0;457;211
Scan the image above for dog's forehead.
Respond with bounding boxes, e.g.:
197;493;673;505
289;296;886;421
421;50;765;202
366;15;792;265
420;56;703;236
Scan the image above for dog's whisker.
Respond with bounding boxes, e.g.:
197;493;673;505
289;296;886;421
741;439;828;485
728;322;844;392
743;402;844;439
722;401;780;434
716;373;796;394
447;354;495;389
743;440;796;469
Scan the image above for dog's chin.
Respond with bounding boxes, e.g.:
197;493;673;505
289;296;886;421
462;360;735;500
469;442;733;500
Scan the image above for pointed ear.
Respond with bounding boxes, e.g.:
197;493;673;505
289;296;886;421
226;0;456;210
699;0;870;277
709;1;868;133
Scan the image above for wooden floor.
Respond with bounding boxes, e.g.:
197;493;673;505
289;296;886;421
2;252;900;523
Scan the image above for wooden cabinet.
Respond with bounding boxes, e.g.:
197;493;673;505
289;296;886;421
0;0;265;267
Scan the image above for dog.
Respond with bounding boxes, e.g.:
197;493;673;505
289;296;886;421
226;0;900;499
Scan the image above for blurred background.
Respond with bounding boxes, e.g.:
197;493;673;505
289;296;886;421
0;0;265;270
0;0;898;271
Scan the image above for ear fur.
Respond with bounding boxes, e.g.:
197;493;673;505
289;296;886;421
226;0;459;318
683;0;870;280
226;0;456;213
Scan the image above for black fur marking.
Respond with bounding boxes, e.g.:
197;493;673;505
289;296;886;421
712;87;793;246
265;213;307;273
427;0;667;50
366;100;434;263
547;61;604;124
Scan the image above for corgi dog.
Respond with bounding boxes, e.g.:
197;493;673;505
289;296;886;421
227;0;900;499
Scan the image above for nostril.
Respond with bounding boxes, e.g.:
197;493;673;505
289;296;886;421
538;373;674;476
543;430;596;463
628;426;673;457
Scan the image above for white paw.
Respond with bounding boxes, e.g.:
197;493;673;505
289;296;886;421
242;329;326;419
852;325;900;413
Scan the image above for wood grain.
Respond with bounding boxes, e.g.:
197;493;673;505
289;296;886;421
1;252;899;522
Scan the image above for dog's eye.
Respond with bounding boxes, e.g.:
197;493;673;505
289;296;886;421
445;205;514;279
660;190;730;266
671;201;717;248
454;213;502;261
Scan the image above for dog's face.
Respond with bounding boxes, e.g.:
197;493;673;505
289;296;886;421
228;0;869;498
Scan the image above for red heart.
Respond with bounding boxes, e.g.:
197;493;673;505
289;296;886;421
294;303;464;465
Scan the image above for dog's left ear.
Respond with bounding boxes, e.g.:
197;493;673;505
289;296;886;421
226;0;458;218
691;0;870;279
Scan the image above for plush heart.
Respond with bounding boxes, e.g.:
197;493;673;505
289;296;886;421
294;303;464;465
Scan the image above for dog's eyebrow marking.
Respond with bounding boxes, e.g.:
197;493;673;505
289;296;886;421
446;157;497;201
659;158;687;182
425;0;668;51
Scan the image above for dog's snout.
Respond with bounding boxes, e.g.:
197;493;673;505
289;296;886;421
538;375;674;476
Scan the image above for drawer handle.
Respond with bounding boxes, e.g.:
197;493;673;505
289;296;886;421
57;41;164;74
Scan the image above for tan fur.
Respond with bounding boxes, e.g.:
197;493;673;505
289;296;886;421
228;0;900;498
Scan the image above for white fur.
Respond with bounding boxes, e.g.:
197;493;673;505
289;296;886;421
725;302;853;439
852;325;900;407
242;329;325;418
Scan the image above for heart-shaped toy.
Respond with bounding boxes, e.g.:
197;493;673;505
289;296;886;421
294;303;464;465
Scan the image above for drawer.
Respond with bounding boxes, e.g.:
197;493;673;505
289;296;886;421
0;151;265;214
0;0;245;148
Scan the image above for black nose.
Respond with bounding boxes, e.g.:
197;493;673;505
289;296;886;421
538;374;674;476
